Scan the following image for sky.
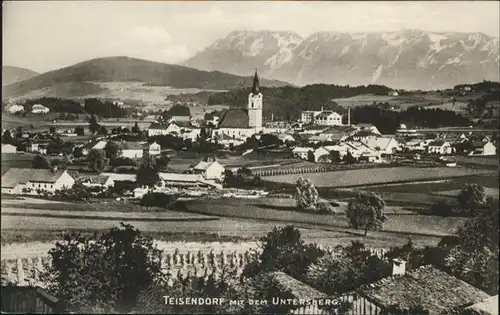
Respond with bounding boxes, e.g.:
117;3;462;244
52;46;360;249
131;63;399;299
3;1;499;73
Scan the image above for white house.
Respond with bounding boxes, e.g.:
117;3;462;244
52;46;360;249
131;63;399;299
313;146;331;162
361;137;399;155
147;122;183;137
100;173;137;188
292;147;314;160
1;144;17;153
80;139;107;156
121;141;161;159
31;104;50;114
427;141;453;155
404;140;427;152
1;168;75;195
314;111;343;126
192;160;225;181
180;128;201;141
469;141;497;156
214;133;244;149
8;104;24;114
301;110;323;123
28;143;49;155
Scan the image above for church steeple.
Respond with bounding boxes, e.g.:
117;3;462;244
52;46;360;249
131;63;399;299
251;69;260;94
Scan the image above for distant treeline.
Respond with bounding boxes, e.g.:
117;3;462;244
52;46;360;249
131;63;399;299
352;105;472;134
84;98;128;118
23;98;86;113
206;84;392;120
17;97;128;118
454;80;500;92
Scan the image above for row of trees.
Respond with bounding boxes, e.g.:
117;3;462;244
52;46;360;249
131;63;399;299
83;98;128;118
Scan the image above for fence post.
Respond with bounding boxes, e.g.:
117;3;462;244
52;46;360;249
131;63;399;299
17;258;26;285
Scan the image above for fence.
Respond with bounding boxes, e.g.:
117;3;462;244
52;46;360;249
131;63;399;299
1;285;64;314
1;247;388;287
252;162;430;177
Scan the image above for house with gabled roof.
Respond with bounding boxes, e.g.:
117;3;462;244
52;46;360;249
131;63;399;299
468;141;496;156
192;159;225;181
361;137;400;155
147;122;182;137
353;262;491;315
427;140;453;155
1;168;75;195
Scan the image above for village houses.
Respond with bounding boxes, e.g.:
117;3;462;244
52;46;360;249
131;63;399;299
1;168;75;195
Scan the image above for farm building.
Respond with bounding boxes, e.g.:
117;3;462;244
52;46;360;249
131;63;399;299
354;263;491;315
354;124;381;135
247;271;331;315
179;127;202;141
121;141;161;159
80;139;107;155
1;144;17;153
292;147;314;160
469;141;496;156
192;159;225;181
147;122;183;137
1;168;75;195
7;104;24;114
361;137;399;155
31;104;50;114
213;133;244;149
27;142;49;155
426;141;453;155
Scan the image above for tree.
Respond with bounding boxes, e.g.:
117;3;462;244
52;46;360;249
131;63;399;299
242;225;325;281
75;126;85;136
457;184;486;214
343;151;357;164
104;141;122;160
295;177;319;210
155;155;170;171
73;146;83;158
446;197;499;294
307;241;392;295
2;130;15;145
330;150;341;163
98;125;108;135
42;223;164;313
16;126;23;138
32;155;50;169
88;115;100;134
346;192;387;236
131;122;141;134
307;150;315;162
87;149;107;173
136;153;160;187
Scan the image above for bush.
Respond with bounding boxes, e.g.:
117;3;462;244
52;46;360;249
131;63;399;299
140;192;175;207
316;201;336;214
430;201;454;217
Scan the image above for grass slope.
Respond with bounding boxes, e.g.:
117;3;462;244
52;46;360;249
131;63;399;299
2;56;290;98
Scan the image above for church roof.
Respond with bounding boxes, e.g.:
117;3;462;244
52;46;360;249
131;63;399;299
251;70;260;95
218;109;250;128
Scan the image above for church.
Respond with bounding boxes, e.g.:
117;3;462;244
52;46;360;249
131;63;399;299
214;70;264;140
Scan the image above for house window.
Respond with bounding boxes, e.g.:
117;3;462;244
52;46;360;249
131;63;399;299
50;185;53;189
44;184;47;188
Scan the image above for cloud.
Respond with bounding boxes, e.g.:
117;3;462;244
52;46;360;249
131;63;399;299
130;26;172;45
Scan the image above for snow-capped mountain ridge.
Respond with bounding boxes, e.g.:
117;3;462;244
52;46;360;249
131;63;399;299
183;30;499;90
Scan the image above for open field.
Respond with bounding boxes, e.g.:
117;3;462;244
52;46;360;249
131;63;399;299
183;198;465;237
332;93;465;112
365;174;499;195
435;188;499;199
264;166;496;187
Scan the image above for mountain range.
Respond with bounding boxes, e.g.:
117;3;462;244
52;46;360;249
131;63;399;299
2;66;39;86
2;57;289;99
183;30;500;90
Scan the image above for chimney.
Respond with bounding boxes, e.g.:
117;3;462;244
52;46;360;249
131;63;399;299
321;106;324;112
347;107;351;126
392;258;406;276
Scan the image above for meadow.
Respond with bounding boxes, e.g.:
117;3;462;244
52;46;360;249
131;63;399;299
332;93;466;112
263;166;495;188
